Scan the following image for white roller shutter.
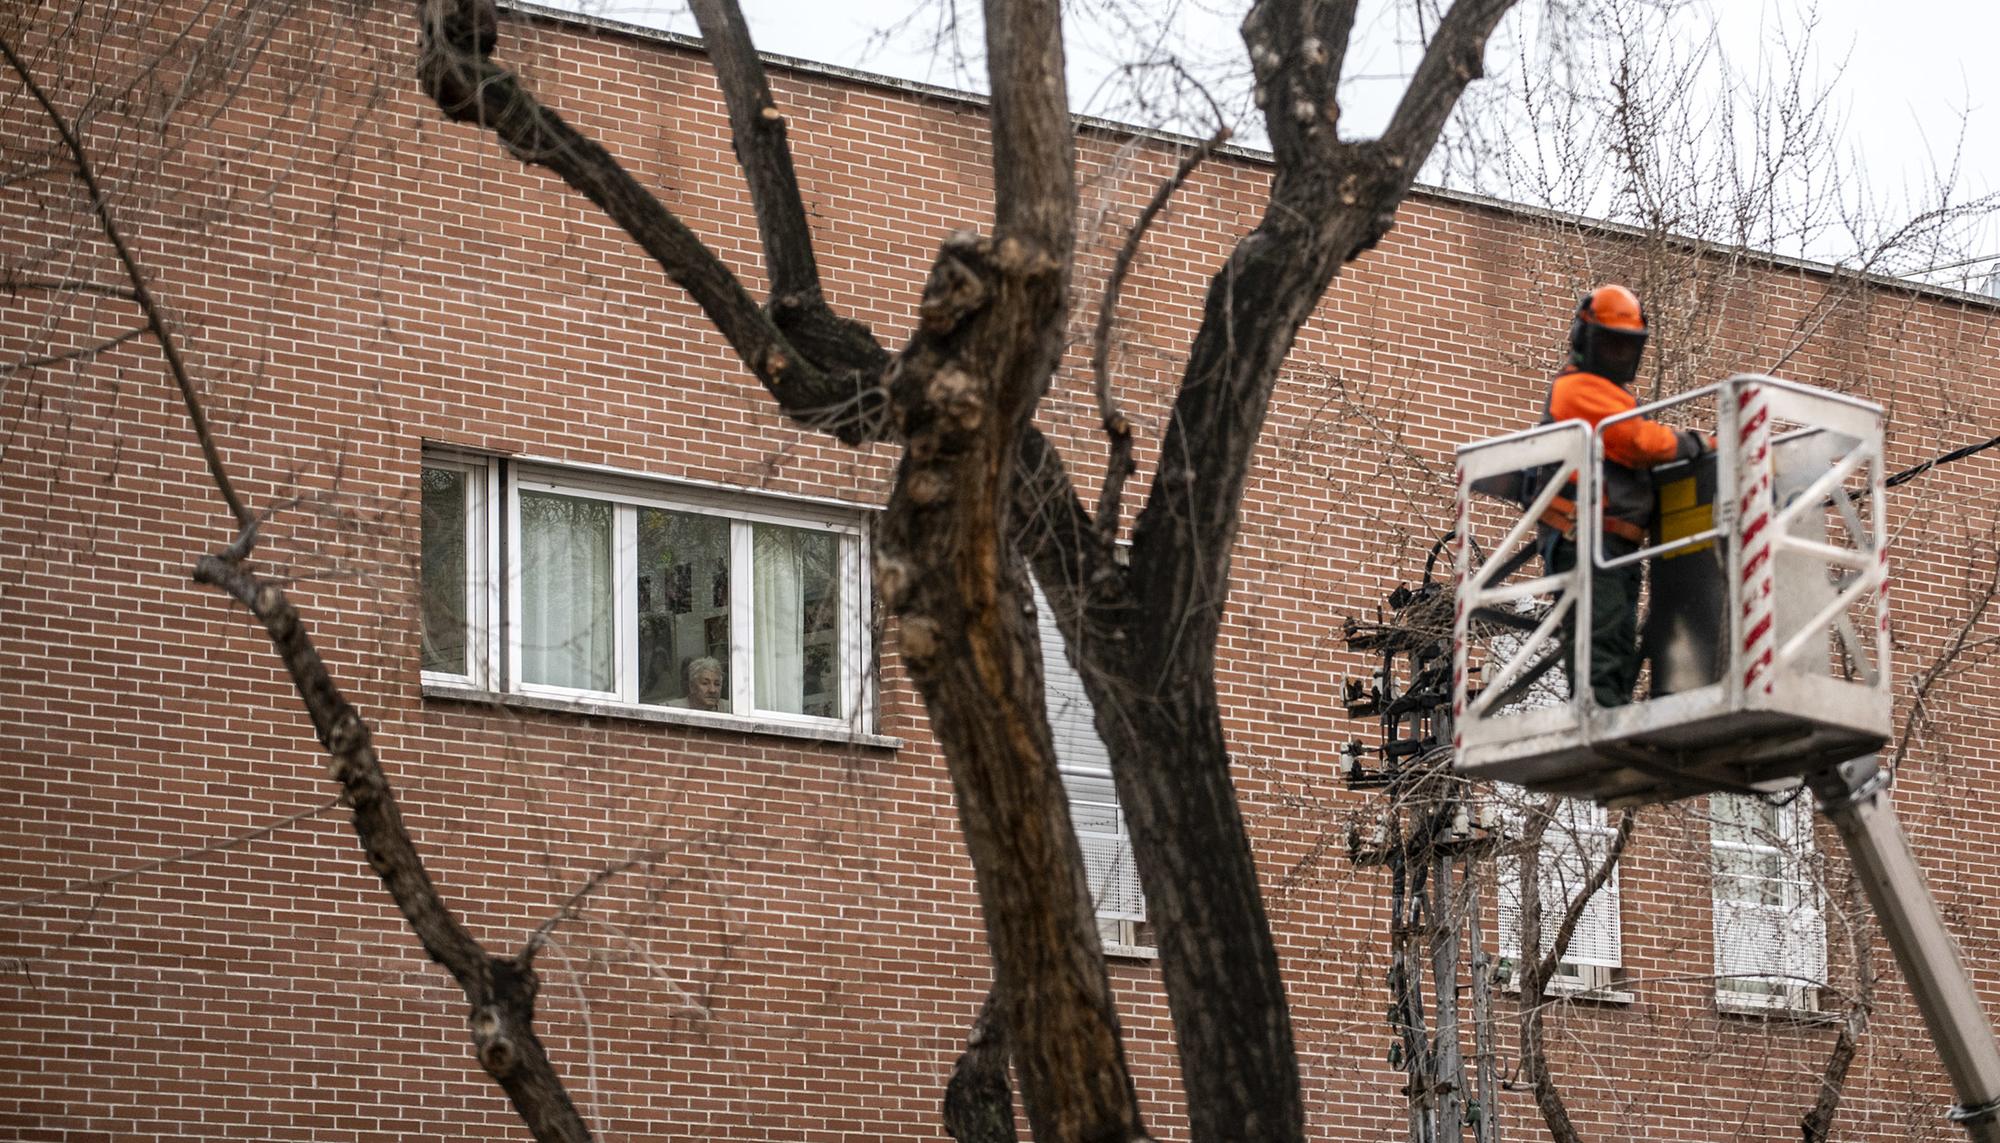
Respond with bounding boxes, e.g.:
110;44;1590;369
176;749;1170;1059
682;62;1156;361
1032;582;1144;924
1711;796;1823;1004
1496;795;1623;969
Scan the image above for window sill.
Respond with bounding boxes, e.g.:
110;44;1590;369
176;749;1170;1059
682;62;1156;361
1716;991;1829;1022
1104;942;1159;962
1540;979;1635;1005
422;682;903;749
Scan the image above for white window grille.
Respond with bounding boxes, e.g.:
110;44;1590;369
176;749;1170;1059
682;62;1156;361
1711;794;1824;1012
1032;581;1151;955
420;451;872;731
1495;794;1624;993
1485;625;1619;992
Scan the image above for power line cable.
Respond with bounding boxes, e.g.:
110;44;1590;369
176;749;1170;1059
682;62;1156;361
1885;433;2000;489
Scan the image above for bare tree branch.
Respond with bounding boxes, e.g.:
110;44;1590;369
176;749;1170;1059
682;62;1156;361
1889;543;2000;774
686;0;894;391
1802;869;1875;1142
413;0;882;444
1530;806;1634;989
1379;0;1517;169
686;0;822;306
193;541;591;1143
1091;127;1229;542
985;0;1075;264
1239;0;1349;174
7;20;597;1137
2;795;340;914
2;31;251;528
525;850;660;959
0;272;138;300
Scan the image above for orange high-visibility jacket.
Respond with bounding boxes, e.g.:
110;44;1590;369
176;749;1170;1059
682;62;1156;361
1540;369;1702;537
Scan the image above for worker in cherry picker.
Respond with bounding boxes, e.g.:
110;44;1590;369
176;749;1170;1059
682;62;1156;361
1540;284;1710;707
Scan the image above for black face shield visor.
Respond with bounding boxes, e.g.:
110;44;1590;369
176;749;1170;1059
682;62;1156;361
1574;324;1648;385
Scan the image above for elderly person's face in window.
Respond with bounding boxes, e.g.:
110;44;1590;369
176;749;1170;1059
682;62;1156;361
686;664;724;711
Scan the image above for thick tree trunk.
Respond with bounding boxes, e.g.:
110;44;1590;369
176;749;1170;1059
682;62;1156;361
874;227;1147;1143
1095;684;1300;1142
944;990;1021;1143
866;4;1149;1139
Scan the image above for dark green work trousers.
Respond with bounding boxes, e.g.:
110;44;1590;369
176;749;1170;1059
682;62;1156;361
1545;533;1643;708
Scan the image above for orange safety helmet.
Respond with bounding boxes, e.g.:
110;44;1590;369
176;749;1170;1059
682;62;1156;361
1568;284;1649;385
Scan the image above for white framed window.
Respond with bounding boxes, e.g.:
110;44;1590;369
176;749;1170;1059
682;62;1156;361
419;451;873;732
419;452;499;690
1711;794;1824;1013
1495;794;1624;995
1032;581;1151;956
1485;631;1620;994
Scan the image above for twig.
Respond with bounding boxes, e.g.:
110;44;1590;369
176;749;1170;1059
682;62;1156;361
583;916;708;1017
0;33;252;529
1531;806;1635;987
2;795;341;913
0;273;139;300
1;326;148;376
525;850;659;959
541;937;606;1139
1888;544;2000;774
1090;126;1229;540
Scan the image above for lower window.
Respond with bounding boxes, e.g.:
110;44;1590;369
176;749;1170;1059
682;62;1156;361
1711;794;1824;1012
1494;794;1624;992
421;451;871;730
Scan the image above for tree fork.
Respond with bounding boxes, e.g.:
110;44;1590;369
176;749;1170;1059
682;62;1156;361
193;547;592;1142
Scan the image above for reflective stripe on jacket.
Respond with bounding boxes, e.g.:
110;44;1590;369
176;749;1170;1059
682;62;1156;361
1539;370;1699;536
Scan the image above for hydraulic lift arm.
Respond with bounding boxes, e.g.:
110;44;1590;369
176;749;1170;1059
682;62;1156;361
1807;757;2000;1141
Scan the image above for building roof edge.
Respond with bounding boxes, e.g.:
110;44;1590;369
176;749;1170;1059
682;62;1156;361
503;1;2000;314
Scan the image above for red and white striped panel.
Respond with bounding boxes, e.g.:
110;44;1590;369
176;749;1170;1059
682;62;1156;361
1735;383;1778;695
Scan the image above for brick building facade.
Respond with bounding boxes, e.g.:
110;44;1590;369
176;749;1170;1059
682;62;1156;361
5;3;1999;1140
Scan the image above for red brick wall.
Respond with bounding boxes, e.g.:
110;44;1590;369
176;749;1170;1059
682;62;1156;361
4;3;1998;1139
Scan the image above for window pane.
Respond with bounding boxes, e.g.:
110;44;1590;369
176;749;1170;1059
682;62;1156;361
1712;794;1782;846
520;492;614;691
752;523;841;717
636;508;732;713
420;466;468;675
1713;848;1785;905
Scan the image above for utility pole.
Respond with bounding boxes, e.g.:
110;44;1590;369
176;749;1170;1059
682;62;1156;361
1345;552;1501;1143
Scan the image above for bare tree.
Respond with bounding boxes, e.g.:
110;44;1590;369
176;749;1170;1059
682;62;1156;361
3;0;1524;1138
415;0;1528;1137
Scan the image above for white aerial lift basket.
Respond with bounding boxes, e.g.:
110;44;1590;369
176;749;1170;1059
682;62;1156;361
1450;374;1891;805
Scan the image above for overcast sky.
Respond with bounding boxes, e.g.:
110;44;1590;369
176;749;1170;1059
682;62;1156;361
544;0;2000;289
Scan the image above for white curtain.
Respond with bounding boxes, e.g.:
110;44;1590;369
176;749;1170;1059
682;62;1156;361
753;525;804;712
520;492;613;691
